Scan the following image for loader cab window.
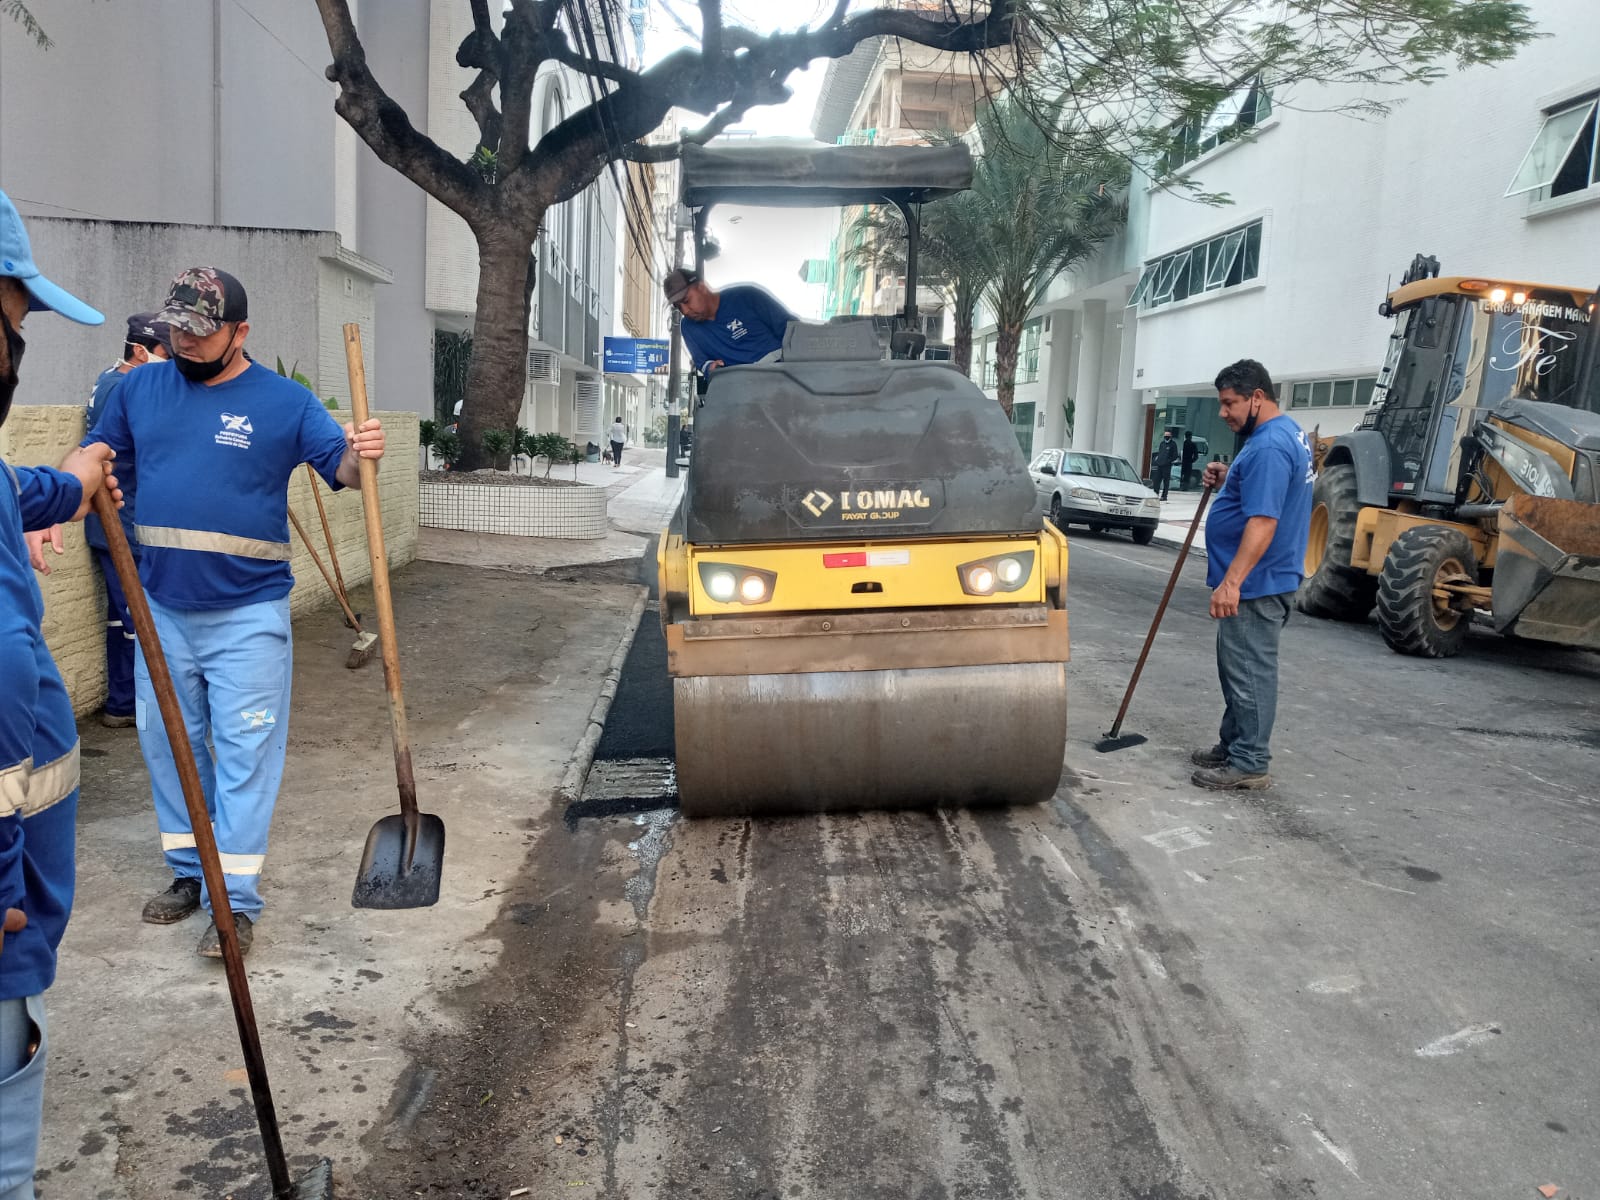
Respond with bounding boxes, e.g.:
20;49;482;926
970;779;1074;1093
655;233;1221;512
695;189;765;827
1474;296;1592;410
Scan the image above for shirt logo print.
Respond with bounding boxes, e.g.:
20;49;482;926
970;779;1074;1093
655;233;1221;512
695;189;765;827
726;317;747;341
216;412;254;450
240;709;276;729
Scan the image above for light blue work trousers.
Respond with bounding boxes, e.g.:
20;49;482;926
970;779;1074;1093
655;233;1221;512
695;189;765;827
0;994;47;1200
134;596;293;919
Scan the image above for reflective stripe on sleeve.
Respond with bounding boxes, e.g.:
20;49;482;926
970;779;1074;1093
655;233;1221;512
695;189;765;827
135;525;292;562
0;745;81;818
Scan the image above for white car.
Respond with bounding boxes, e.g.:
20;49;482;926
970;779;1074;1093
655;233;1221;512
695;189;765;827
1028;449;1161;545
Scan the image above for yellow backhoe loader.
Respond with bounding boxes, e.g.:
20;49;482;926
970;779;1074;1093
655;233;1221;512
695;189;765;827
1300;254;1600;657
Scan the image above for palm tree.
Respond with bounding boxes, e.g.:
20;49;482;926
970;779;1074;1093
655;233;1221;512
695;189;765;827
965;100;1127;419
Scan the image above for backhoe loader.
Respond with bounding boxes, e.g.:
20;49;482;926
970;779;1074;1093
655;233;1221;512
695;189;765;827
1300;253;1600;657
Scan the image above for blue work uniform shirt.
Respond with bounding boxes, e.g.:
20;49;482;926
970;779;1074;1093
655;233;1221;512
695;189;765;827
1;460;85;1000
84;359;349;611
1204;415;1314;598
680;285;794;370
84;364;138;553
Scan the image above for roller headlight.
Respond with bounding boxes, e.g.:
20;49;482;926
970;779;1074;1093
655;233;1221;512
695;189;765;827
697;561;778;607
956;549;1035;596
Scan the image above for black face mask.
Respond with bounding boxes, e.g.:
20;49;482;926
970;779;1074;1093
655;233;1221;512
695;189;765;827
0;308;25;430
1238;397;1262;439
173;325;239;383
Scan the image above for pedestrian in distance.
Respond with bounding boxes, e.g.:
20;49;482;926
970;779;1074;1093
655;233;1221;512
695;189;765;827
84;266;387;959
609;415;626;469
27;313;174;730
0;188;123;1200
1180;431;1199;491
663;268;795;375
1151;429;1179;501
1191;359;1313;792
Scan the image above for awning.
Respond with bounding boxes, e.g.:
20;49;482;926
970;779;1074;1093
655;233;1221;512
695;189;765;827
680;140;973;209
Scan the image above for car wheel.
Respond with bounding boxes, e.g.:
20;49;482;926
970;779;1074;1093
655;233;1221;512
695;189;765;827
1131;525;1156;546
1048;494;1064;529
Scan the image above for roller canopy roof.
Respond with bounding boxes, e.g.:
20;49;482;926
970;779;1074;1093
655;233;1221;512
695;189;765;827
679;140;973;209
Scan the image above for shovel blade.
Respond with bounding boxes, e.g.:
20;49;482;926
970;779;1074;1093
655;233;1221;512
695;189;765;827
352;813;445;909
290;1157;335;1199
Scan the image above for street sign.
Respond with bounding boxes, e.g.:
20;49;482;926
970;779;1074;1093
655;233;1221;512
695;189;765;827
603;337;670;374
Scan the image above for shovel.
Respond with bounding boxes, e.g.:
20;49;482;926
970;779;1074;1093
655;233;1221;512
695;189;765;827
1096;484;1213;753
343;322;445;908
91;489;334;1200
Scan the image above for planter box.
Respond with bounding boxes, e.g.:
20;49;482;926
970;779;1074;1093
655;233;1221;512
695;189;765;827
419;477;608;539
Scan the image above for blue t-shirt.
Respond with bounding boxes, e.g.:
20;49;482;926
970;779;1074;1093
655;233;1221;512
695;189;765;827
84;364;138;552
680;285;794;369
84;359;349;610
1204;415;1314;598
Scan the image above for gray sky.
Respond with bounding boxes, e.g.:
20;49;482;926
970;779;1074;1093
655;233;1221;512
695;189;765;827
642;1;845;317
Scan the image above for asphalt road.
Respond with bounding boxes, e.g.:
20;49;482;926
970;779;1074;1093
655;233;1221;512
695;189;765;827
359;532;1600;1199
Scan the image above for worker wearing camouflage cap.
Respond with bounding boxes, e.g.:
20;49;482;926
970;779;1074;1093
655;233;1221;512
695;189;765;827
83;266;387;959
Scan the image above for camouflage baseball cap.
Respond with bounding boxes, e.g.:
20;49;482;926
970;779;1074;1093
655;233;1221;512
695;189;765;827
156;266;249;337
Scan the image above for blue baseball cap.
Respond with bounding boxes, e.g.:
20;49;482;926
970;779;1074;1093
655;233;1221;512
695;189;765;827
0;188;104;325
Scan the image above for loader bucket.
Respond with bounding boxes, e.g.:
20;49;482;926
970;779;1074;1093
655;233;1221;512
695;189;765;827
1492;493;1600;649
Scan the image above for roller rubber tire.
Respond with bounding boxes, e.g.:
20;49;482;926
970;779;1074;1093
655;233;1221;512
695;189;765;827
1375;525;1478;658
1297;461;1377;621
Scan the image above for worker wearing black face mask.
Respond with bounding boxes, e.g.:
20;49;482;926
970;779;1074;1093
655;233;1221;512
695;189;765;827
0;186;122;1200
1189;359;1313;794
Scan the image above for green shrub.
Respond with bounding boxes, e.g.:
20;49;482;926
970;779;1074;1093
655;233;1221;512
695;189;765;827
481;428;513;470
530;432;573;478
432;429;462;469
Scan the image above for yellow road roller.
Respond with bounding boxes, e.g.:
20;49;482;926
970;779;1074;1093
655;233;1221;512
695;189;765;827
658;142;1069;817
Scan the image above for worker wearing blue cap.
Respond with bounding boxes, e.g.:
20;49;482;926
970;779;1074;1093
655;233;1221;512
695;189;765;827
0;187;122;1200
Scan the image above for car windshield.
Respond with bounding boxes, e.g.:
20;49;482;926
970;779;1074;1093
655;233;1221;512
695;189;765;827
1064;453;1142;484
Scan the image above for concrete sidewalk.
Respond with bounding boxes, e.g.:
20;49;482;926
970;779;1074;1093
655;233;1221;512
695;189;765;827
37;559;647;1198
1150;486;1213;556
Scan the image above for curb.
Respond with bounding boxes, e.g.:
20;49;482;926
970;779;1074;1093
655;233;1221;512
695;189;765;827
555;586;650;806
1151;532;1209;559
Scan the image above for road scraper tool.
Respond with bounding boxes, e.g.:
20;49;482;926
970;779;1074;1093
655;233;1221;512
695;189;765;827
1300;255;1600;657
657;142;1069;817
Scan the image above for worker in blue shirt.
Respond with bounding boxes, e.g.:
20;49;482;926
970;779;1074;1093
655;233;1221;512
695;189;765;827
85;266;386;959
30;313;173;729
0;188;122;1200
663;268;795;374
1190;359;1313;792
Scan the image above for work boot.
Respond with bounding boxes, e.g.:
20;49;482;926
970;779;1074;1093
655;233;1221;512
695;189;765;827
1189;744;1229;768
1191;764;1272;791
141;877;202;924
100;711;136;729
197;913;255;959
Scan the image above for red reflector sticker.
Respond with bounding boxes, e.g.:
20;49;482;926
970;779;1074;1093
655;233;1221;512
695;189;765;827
824;552;867;568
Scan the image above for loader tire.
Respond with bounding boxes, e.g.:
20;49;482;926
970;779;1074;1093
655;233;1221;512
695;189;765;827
1375;525;1478;658
1297;462;1376;621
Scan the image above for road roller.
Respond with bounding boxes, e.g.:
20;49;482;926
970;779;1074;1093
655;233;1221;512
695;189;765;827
658;141;1070;818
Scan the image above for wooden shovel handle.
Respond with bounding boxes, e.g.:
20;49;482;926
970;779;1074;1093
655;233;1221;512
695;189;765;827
343;325;420;838
89;489;295;1195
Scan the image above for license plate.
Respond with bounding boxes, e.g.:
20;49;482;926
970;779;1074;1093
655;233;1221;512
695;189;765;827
1108;505;1134;517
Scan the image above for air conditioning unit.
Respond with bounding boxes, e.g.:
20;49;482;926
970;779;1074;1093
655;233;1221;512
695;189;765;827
527;348;560;384
573;378;603;437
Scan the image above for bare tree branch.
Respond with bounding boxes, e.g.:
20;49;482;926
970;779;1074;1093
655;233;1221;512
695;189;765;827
314;0;487;220
700;0;722;64
457;0;504;162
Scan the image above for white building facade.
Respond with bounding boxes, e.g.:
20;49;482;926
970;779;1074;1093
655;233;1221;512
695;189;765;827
974;0;1600;479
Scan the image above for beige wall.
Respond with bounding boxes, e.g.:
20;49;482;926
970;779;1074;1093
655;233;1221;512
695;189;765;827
2;407;420;716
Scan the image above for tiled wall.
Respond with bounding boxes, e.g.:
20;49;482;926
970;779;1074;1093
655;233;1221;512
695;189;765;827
2;405;419;715
419;481;608;539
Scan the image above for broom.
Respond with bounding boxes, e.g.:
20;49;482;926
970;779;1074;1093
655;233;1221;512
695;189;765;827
287;505;378;669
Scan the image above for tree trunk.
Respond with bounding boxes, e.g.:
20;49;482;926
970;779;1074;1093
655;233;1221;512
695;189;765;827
456;225;538;470
993;319;1022;419
952;284;975;378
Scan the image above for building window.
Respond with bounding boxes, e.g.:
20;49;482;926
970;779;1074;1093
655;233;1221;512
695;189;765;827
1288;375;1379;410
1158;77;1273;176
1506;94;1600;199
1129;220;1262;312
1018;318;1043;384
